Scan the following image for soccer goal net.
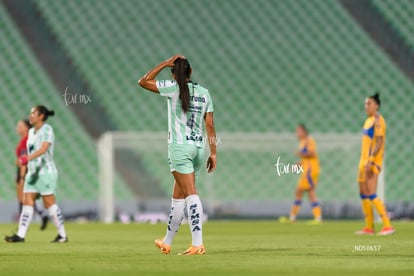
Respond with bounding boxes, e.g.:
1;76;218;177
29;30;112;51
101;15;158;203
97;132;384;223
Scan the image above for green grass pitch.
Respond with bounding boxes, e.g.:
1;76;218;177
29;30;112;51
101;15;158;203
0;220;413;275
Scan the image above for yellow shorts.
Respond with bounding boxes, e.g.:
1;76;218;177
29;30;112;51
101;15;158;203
297;170;319;190
357;161;382;183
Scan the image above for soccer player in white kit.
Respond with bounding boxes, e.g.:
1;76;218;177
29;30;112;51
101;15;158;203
139;55;217;255
5;106;68;243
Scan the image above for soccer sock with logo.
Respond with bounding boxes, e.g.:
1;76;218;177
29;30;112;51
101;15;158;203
17;205;34;238
185;195;203;246
163;198;185;246
360;194;374;230
48;204;67;238
311;202;322;221
34;203;44;216
369;194;391;228
289;200;302;221
18;202;23;215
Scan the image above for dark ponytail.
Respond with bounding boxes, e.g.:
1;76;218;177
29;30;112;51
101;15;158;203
172;58;192;113
369;92;381;107
35;105;55;121
22;118;32;128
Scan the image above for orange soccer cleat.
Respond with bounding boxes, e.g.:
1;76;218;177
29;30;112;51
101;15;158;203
377;226;395;236
178;245;206;255
354;227;375;235
155;238;171;255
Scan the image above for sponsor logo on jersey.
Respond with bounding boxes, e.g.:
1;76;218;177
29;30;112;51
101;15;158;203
186;135;203;142
190;95;206;103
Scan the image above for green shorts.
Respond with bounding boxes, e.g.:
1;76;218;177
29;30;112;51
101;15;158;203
23;172;58;196
168;143;205;176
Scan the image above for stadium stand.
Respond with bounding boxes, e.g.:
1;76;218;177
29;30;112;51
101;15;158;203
372;0;414;49
32;0;413;203
32;0;414;202
0;0;401;206
0;2;132;201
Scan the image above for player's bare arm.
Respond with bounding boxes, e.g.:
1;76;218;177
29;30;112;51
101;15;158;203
138;55;184;93
365;136;383;175
370;136;383;158
27;142;51;162
205;112;216;173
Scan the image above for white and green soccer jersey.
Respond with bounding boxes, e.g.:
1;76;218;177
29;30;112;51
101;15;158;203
26;123;57;174
156;80;214;147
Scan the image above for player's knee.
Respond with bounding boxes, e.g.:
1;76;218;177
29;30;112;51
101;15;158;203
183;188;197;197
308;190;316;199
42;195;56;208
23;195;35;206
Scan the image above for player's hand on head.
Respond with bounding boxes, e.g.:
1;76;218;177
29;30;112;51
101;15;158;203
165;54;185;67
206;154;216;173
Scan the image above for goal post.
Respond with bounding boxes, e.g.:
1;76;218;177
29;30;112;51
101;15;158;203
97;132;384;223
97;132;114;224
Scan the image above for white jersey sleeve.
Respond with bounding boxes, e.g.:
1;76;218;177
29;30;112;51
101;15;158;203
41;124;54;144
156;80;178;97
27;124;57;175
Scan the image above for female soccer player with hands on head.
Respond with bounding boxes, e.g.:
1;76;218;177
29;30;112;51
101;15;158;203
5;106;68;243
138;55;216;255
356;93;394;235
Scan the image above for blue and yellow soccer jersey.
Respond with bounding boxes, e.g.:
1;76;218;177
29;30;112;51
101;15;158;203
358;113;386;182
359;113;386;168
298;137;320;174
297;136;320;190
